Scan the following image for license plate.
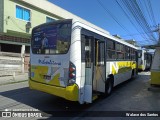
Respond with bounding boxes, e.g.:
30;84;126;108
43;75;51;80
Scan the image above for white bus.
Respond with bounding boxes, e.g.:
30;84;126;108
138;49;152;71
29;19;138;104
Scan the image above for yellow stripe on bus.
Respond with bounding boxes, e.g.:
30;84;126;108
112;61;136;75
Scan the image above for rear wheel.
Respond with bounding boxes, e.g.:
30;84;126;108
131;69;137;79
102;76;113;97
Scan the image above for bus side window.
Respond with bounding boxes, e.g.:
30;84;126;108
125;46;130;60
81;35;92;68
144;53;147;60
106;39;116;60
98;41;105;65
85;37;92;68
138;52;142;58
116;43;125;60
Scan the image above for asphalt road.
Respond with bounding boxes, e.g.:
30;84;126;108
0;72;160;120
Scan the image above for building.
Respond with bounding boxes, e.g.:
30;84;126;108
0;0;108;53
125;39;138;46
0;0;58;53
0;0;109;75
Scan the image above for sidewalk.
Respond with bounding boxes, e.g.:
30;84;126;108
0;73;28;85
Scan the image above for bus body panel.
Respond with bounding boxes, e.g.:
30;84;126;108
138;49;152;71
106;61;136;86
151;47;160;85
69;26;84;103
29;19;80;101
30;52;70;87
29;19;138;104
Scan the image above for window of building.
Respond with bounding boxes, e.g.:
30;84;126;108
46;17;55;23
16;5;30;21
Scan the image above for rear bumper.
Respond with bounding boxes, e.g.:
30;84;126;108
138;65;145;70
29;79;79;101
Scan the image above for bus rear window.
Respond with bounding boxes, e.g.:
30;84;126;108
31;21;71;54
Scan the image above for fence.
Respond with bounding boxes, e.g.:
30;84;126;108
24;54;30;73
0;52;29;76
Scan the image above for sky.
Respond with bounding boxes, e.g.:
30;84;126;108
48;0;160;46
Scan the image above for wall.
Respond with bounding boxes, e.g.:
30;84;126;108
2;0;111;40
0;0;4;33
0;52;22;76
3;0;59;37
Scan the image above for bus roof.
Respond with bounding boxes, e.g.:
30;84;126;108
32;19;138;49
72;19;138;49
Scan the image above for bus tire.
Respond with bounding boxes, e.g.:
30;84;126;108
104;76;113;96
131;69;137;79
131;69;135;78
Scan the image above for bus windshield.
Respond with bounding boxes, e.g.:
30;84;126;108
31;21;72;54
138;50;142;58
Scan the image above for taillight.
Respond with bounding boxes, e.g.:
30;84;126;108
68;61;76;85
69;73;76;78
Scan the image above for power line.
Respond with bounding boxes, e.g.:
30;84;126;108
143;0;153;25
116;0;150;42
118;0;157;44
147;0;157;25
133;0;156;41
121;31;153;37
97;0;158;46
96;0;135;39
116;0;154;45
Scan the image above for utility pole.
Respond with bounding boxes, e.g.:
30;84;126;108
152;24;160;45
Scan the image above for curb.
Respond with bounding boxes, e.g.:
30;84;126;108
0;79;28;86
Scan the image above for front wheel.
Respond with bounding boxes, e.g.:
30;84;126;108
101;77;113;97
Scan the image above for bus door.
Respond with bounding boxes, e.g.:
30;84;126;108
81;35;94;103
93;40;106;93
